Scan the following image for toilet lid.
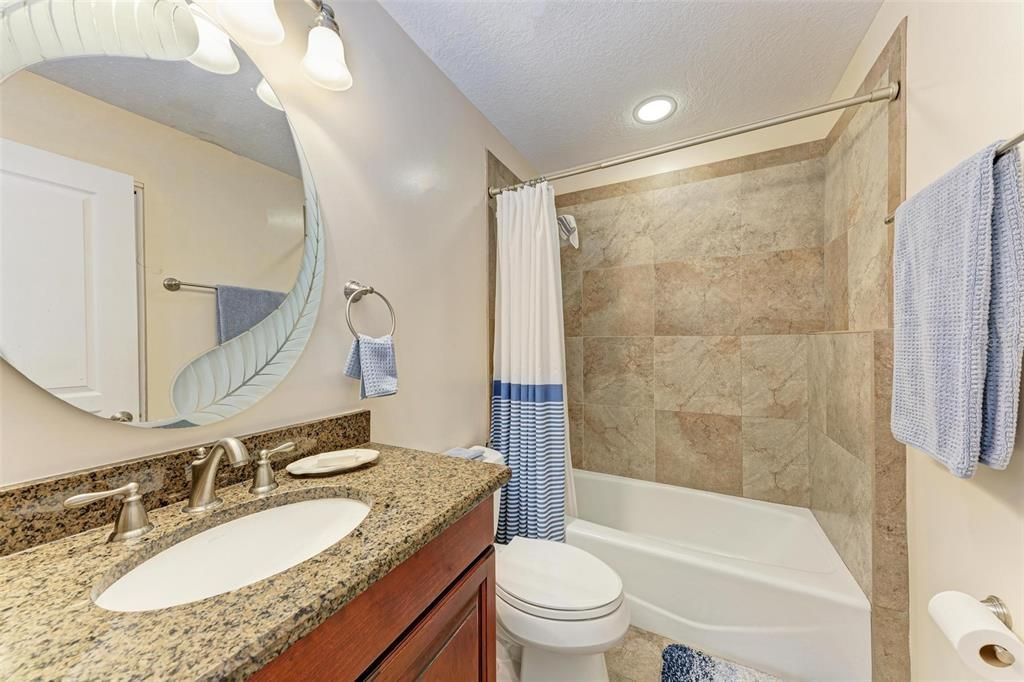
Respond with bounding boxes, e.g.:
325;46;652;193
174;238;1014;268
496;538;623;620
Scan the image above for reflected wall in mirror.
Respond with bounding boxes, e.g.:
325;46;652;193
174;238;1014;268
0;10;324;428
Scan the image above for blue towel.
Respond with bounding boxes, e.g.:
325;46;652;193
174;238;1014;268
344;334;398;399
216;285;285;343
444;448;484;461
892;143;1023;478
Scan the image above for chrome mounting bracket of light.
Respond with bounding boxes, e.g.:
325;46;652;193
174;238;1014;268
304;0;339;33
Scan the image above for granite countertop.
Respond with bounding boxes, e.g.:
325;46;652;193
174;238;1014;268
0;444;509;681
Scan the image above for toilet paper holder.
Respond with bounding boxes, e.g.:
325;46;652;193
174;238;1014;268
981;596;1016;667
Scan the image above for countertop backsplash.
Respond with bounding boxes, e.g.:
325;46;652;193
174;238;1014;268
0;410;371;556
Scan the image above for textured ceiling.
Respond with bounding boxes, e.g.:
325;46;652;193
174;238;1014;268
29;47;299;177
381;0;881;173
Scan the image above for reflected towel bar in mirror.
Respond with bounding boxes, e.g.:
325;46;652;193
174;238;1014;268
163;277;217;292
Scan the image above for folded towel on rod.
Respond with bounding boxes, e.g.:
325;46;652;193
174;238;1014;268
345;333;398;399
215;285;286;343
891;142;1023;478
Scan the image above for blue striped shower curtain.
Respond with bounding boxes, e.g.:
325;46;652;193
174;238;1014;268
491;181;575;543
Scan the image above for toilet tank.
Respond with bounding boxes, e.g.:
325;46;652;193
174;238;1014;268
470;446;504;537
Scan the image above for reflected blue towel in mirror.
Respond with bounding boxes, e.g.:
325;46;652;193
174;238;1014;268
344;334;398;399
216;285;286;344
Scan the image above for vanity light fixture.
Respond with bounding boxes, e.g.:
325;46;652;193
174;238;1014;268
633;95;677;124
216;0;285;46
301;0;353;91
187;4;240;75
256;77;284;110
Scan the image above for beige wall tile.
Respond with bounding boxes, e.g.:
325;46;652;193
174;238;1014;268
808;333;829;431
582;265;655;336
739;158;825;254
562;268;583;337
655;410;742;494
810;426;873;599
824;138;849;244
824;235;849;330
741;335;808;419
654;258;742;336
565;337;583;405
739;247;826;334
565;192;653;271
648;175;742;261
654;336;741;415
873;331;908;611
742;417;810;506
826;332;874;462
848;217;891;331
583;337;654;407
872;606;910;682
582;405;655;480
568;403;583;469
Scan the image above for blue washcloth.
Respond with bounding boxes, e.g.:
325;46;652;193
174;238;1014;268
216;285;285;343
445;448;484;461
344;334;398;399
892;143;1023;478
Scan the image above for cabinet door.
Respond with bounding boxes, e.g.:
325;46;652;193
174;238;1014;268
367;548;495;682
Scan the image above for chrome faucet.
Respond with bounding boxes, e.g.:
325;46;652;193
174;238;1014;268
184;437;251;513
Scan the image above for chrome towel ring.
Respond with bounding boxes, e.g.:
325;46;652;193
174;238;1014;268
344;280;396;338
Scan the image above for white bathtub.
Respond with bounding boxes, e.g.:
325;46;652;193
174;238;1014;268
566;470;870;681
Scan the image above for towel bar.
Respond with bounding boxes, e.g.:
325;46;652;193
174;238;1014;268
884;129;1024;225
344;280;396;337
163;277;217;292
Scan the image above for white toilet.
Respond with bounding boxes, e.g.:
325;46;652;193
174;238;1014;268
469;447;630;682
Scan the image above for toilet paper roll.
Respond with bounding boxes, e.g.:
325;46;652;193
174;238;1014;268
929;591;1024;681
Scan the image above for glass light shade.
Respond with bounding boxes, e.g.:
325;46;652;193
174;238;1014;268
302;26;353;91
216;0;284;46
187;5;239;75
256;77;284;111
633;96;677;124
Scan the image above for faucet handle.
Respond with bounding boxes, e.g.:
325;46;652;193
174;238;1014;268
250;441;294;496
64;481;154;542
259;441;296;459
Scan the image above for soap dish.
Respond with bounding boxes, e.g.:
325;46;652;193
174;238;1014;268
286;448;380;476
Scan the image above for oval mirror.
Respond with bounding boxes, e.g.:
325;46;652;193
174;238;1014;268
0;1;324;428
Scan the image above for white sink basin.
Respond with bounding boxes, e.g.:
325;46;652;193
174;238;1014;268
95;498;370;612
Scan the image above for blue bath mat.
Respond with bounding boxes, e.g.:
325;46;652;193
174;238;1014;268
661;644;779;682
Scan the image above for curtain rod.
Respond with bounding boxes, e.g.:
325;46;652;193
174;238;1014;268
488;82;900;197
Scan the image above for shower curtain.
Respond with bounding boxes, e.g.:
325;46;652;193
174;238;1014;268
492;181;576;543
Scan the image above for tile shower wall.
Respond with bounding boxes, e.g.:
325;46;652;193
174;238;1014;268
813;59;910;679
558;154;825;506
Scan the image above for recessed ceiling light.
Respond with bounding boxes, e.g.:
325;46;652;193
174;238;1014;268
633;96;677;124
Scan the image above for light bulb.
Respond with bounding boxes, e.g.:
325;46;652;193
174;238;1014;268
187;5;239;75
302;25;352;91
216;0;284;46
256;77;284;111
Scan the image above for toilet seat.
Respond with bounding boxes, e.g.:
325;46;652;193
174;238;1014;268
495;538;623;622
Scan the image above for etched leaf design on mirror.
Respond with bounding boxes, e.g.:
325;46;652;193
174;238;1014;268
0;0;199;82
169;131;324;426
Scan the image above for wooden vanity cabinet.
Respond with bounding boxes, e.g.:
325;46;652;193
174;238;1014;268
253;498;496;682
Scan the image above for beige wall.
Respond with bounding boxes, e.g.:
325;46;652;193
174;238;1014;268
831;3;1024;679
0;0;533;485
0;72;305;421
